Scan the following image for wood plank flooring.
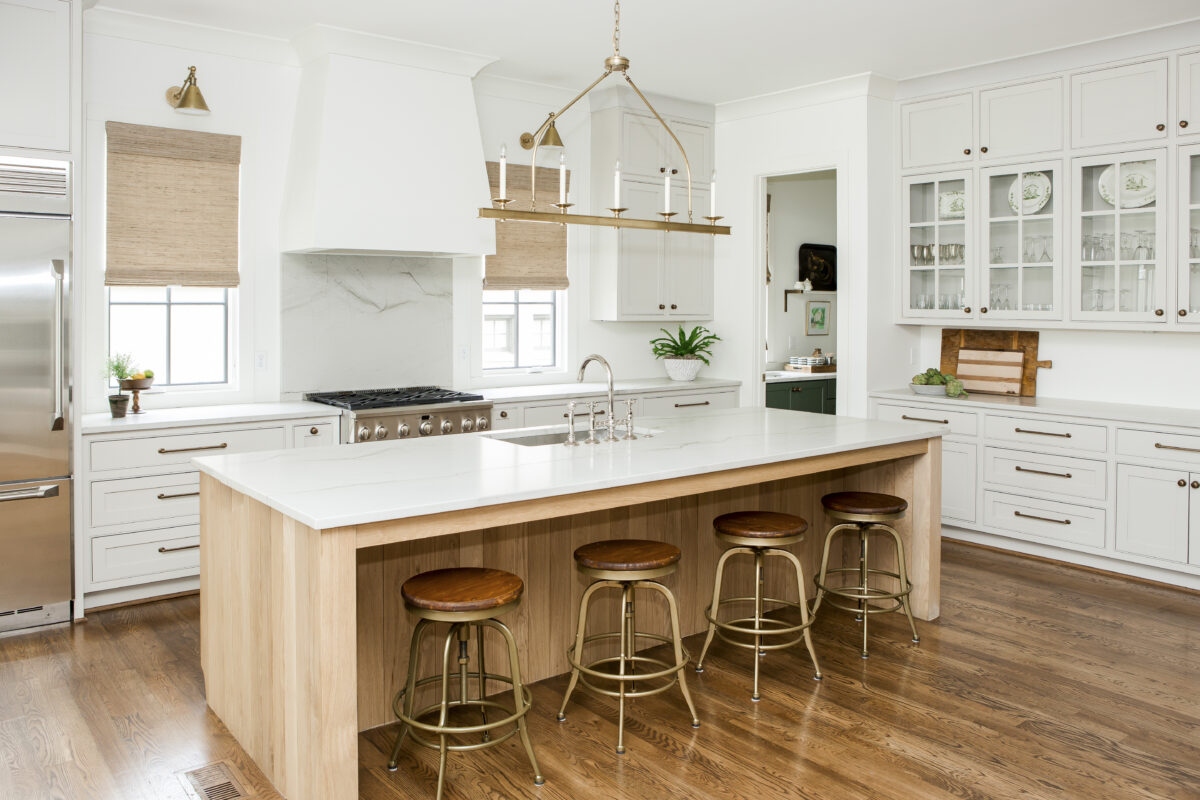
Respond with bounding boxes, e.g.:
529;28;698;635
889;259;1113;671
1;541;1197;800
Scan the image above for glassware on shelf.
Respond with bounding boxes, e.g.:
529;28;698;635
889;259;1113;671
991;246;1003;264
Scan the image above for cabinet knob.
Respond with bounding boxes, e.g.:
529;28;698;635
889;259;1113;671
1155;308;1164;317
658;303;666;310
1156;123;1166;131
670;303;678;310
1179;479;1187;487
980;307;988;314
1182;120;1190;129
1180;309;1189;317
499;410;508;418
980;146;988;154
310;426;319;435
963;148;971;155
1192;481;1199;489
963;307;972;314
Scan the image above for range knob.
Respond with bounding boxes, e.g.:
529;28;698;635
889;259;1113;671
375;424;389;439
419;420;433;436
460;417;475;432
440;419;454;434
475;416;490;431
357;425;371;441
397;423;410;437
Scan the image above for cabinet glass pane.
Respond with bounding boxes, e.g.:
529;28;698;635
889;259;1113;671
1021;220;1053;263
1021;265;1055;311
1190;155;1200;200
989;220;1017;263
1080;264;1115;311
939;223;965;264
1190;265;1200;316
936;179;966;221
910;226;934;265
1117;212;1156;260
909;182;936;224
987;267;1018;310
1081;215;1114;261
1079;164;1109;212
910;269;935;310
1117;264;1157;313
1025;170;1055;217
988;173;1018;218
938;268;966;309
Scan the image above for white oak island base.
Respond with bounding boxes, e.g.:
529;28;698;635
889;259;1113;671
200;438;941;800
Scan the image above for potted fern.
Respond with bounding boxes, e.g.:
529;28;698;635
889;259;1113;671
650;325;720;382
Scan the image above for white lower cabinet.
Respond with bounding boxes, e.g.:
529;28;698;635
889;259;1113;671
942;440;977;525
983;446;1106;502
1115;464;1192;564
491;403;524;430
640;389;736;417
91;526;200;586
983;491;1106;549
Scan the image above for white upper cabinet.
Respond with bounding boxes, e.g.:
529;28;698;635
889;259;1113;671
1179;51;1200;137
978;78;1063;160
619;111;712;184
665;185;713;317
979;161;1062;320
901;93;974;169
1179;145;1200;323
1071;59;1168;150
0;0;70;152
901;171;975;320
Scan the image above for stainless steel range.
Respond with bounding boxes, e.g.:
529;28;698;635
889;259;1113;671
306;387;492;443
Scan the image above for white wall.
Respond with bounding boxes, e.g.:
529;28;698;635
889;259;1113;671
766;171;837;363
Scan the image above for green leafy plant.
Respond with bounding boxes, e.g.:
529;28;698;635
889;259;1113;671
105;352;137;382
650;325;721;365
912;367;968;397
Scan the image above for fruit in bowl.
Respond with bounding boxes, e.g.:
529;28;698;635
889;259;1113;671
118;368;155;391
911;368;968;398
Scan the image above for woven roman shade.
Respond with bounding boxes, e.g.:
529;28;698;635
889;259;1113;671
105;121;242;287
483;161;570;290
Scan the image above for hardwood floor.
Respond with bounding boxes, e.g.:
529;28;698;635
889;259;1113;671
1;541;1197;800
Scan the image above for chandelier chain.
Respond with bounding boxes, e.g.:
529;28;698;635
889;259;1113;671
612;0;620;56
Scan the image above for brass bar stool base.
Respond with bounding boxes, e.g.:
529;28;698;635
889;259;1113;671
387;601;542;799
696;536;822;701
558;570;699;755
812;516;920;659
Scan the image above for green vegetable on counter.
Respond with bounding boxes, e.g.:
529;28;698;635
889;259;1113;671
912;367;969;397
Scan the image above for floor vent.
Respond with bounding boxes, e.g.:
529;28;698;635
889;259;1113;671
180;761;251;800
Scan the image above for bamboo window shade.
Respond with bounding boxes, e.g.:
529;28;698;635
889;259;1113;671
105;121;242;287
484;160;570;290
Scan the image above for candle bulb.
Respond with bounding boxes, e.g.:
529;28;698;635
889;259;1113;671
613;160;621;208
498;144;507;200
710;170;717;217
559;151;567;205
664;167;671;214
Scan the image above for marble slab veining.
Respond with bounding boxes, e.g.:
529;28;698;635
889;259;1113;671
194;406;946;530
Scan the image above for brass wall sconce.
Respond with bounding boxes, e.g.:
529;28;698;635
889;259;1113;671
166;66;210;115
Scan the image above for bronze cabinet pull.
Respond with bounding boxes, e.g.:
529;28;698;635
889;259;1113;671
158;442;228;454
1015;465;1072;479
158;543;200;553
963;307;971;313
658;304;666;310
1178;479;1188;487
670;303;677;310
1180;309;1189;317
499;410;508;418
901;414;948;424
1014;427;1071;438
675;401;710;408
1155;308;1164;316
963;148;971;155
1182;120;1190;128
309;426;319;435
980;146;989;153
1156;123;1166;131
1014;510;1071;525
156;490;200;500
1155;442;1200;454
791;387;803;392
1192;481;1199;489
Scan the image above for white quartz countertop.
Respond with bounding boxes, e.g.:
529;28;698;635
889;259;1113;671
194;407;945;530
871;388;1200;430
765;370;837;384
81;401;341;435
480;377;740;404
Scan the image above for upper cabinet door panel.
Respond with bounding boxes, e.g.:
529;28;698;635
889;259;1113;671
621;112;667;179
0;0;70;152
667;118;713;184
979;78;1063;160
1179;51;1200;137
1071;59;1168;150
901;93;974;170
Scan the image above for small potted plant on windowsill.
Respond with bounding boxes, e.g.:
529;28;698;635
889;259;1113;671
650;325;720;382
105;352;136;418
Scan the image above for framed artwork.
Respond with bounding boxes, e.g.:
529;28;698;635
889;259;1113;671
806;300;830;335
798;243;836;290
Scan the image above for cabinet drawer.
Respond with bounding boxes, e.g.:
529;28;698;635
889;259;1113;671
983;415;1106;452
292;421;335;448
90;526;200;585
983;491;1105;549
90;472;199;528
641;390;737;417
1116;428;1200;465
492;404;524;430
983;446;1107;501
89;426;286;472
877;403;978;436
524;400;608;427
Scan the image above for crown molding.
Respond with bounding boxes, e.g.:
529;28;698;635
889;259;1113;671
84;7;298;66
716;72;895;123
290;24;496;77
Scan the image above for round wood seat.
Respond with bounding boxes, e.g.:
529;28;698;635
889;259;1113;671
401;567;524;613
821;491;908;517
573;539;681;572
714;510;808;539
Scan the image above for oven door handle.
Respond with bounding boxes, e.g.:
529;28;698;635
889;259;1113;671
0;484;60;503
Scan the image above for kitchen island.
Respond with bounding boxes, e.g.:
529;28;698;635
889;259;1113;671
195;407;944;800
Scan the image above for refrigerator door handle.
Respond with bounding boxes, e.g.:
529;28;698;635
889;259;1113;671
50;258;64;432
0;484;60;502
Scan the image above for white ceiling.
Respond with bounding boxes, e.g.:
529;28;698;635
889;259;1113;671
93;0;1200;103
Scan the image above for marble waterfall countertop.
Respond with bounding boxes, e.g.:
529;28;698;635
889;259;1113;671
194;406;945;530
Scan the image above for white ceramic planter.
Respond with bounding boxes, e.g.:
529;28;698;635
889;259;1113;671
663;357;703;382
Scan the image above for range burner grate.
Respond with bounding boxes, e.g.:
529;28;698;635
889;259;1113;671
306;386;485;411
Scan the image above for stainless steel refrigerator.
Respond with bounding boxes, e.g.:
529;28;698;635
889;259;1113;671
0;156;72;633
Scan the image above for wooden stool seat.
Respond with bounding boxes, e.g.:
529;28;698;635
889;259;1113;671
713;510;808;539
821;491;908;517
573;539;681;572
401;567;524;613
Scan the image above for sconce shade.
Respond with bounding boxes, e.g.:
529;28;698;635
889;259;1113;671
167;66;210;115
538;120;563;149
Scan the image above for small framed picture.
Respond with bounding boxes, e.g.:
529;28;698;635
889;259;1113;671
806;300;830;335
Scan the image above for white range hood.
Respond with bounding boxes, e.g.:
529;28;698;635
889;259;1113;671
281;27;497;257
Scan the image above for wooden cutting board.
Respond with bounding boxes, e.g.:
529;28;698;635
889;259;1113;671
940;329;1052;396
954;349;1024;395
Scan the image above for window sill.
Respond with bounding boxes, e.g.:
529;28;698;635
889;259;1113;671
471;367;569;389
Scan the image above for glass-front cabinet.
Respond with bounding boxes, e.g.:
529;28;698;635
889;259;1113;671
1071;150;1169;322
1179;144;1200;324
979;162;1062;319
902;171;974;319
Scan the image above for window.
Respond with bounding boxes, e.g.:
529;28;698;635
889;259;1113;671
481;289;560;370
108;286;232;386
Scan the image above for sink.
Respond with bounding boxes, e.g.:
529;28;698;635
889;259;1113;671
485;426;657;447
490;430;584;447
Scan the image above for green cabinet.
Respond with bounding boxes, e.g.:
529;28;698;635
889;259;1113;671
766;379;836;415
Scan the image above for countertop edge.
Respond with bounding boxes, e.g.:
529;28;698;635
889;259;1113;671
81;401;342;435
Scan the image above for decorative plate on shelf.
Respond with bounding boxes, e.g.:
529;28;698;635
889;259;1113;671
1097;161;1156;208
938;190;966;220
1007;172;1051;215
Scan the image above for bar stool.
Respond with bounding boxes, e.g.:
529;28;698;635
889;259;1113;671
695;511;822;701
557;538;699;754
386;567;542;800
812;491;920;659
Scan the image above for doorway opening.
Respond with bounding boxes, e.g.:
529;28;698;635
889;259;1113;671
763;169;839;415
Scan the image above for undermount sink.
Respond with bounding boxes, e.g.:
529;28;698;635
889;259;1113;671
491;430;582;447
485;426;657;447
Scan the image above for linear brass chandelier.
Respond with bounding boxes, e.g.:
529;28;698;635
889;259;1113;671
478;0;730;236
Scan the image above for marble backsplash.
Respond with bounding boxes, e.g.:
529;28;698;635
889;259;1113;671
281;254;453;394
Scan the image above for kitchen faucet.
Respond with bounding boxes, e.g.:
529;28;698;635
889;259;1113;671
577;354;617;442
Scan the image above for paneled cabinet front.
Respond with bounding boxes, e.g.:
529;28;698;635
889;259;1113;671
765;380;835;414
901;171;974;319
1070;59;1168;150
0;0;70;152
1115;463;1192;564
978;78;1063;161
900;94;974;169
